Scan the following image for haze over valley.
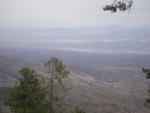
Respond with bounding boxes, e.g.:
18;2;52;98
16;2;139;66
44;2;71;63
0;27;150;113
1;0;150;113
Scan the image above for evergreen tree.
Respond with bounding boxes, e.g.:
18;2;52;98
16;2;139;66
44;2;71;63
44;57;70;113
6;68;49;113
142;68;150;108
103;0;133;12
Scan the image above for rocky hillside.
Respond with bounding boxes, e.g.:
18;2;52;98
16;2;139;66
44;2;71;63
0;55;149;113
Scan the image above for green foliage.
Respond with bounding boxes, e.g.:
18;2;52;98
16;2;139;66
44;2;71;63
103;5;117;12
143;68;150;79
45;57;70;78
5;58;80;113
103;0;133;13
45;57;70;91
45;57;70;113
0;87;11;113
143;68;150;108
6;68;49;113
144;98;150;108
71;107;86;113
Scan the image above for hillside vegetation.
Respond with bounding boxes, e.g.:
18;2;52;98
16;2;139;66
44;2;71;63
0;54;150;113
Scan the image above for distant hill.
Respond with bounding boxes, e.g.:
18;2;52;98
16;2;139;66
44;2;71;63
0;56;32;86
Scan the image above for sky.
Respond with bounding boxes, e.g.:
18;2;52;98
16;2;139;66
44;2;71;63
0;0;150;28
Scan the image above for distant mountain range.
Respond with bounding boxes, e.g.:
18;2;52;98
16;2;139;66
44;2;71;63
0;27;150;54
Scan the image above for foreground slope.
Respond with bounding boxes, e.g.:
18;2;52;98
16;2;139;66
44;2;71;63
0;55;149;113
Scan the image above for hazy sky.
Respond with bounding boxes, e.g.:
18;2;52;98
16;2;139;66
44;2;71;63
0;0;150;28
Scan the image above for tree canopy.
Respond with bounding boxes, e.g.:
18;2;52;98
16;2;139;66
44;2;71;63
5;58;86;113
44;57;70;113
143;68;150;108
103;0;133;13
6;68;49;113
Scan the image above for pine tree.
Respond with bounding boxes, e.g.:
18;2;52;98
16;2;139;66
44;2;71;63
6;68;49;113
142;68;150;108
44;57;70;113
103;0;133;12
